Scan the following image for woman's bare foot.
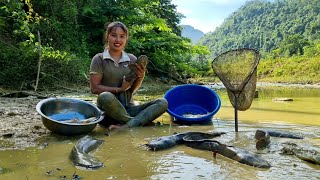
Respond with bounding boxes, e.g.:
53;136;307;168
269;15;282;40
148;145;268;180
105;124;129;136
108;124;122;131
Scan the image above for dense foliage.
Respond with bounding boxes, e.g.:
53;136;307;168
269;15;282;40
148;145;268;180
200;0;320;58
198;0;320;84
0;0;210;89
1;0;320;89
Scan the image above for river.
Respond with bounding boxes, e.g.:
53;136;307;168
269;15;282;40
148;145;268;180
0;85;319;179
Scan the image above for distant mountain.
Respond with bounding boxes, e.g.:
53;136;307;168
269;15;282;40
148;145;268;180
180;25;205;43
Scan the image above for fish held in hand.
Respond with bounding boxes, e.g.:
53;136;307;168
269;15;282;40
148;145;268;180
125;55;148;82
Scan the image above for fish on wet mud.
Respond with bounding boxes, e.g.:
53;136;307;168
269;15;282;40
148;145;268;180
69;135;104;169
281;143;320;165
144;131;226;151
255;130;271;150
255;129;303;139
260;130;303;139
183;137;271;168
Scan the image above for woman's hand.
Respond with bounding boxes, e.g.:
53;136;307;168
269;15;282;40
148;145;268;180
133;63;145;79
119;76;133;92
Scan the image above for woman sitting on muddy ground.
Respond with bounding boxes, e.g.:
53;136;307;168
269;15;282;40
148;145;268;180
90;21;168;132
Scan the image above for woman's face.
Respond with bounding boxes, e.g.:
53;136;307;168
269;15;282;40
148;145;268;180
107;27;127;52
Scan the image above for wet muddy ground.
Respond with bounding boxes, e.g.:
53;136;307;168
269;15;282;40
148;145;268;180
0;87;99;150
0;96;49;150
0;83;320;179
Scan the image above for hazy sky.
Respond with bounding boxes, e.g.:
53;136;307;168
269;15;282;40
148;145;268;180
171;0;249;33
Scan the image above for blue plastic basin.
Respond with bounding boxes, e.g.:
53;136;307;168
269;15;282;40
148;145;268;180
164;84;221;125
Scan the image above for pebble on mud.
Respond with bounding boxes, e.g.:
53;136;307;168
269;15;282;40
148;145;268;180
272;98;293;101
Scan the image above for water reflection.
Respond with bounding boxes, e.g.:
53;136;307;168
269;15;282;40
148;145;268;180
151;151;222;179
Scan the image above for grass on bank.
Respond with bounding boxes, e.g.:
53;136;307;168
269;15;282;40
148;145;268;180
257;55;320;84
188;55;320;85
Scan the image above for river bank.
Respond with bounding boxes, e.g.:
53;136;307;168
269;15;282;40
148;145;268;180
205;82;320;89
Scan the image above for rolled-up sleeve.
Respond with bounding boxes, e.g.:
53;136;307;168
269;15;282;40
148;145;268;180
90;54;103;75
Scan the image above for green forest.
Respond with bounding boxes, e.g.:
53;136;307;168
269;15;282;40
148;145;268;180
200;0;320;83
1;0;320;90
0;0;210;89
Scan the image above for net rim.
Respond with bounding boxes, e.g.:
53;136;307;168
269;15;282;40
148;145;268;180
211;48;260;93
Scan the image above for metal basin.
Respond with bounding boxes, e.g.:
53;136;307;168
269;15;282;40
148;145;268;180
36;97;103;136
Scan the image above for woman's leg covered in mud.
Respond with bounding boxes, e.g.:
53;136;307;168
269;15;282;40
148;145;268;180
126;98;168;127
97;92;132;126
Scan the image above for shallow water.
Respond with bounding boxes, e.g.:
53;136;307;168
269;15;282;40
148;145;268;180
0;86;319;179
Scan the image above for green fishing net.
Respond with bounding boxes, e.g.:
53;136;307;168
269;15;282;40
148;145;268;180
212;48;260;111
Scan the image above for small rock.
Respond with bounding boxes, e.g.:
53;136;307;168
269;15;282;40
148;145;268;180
33;125;42;130
7;112;18;116
272;98;293;101
2;133;14;138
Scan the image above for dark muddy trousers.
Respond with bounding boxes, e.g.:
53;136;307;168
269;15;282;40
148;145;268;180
97;92;168;127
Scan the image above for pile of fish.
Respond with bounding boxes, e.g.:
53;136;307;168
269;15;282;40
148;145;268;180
68;129;319;170
255;129;319;165
144;129;319;168
144;131;271;168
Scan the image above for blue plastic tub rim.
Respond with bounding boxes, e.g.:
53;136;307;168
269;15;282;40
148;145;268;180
164;84;221;123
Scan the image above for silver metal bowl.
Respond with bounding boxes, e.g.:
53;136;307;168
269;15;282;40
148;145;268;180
36;97;103;136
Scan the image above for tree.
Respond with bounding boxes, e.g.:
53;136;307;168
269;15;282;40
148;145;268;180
0;0;211;88
199;0;320;57
279;35;310;56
